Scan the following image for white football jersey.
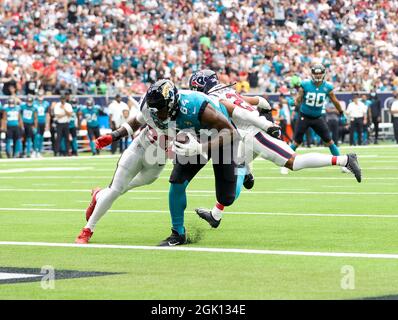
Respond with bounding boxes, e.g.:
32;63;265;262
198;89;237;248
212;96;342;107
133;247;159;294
135;101;174;151
209;84;261;137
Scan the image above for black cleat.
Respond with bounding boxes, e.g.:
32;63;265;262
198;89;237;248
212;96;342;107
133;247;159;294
158;229;187;246
195;208;221;228
243;173;255;189
346;153;362;183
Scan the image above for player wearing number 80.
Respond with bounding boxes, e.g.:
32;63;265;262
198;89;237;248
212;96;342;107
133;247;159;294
286;64;346;174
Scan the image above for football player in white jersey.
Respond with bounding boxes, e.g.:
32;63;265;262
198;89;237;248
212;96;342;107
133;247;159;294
75;79;275;244
75;91;174;244
189;70;362;228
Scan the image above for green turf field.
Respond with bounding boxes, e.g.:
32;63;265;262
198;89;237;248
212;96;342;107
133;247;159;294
0;144;398;299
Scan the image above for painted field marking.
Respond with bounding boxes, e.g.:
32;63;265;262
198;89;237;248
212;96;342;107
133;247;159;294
1;241;398;260
0;207;397;219
0;188;397;195
0;176;397;181
0;167;94;174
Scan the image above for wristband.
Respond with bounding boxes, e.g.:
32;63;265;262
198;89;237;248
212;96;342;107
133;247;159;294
110;130;121;141
122;122;134;136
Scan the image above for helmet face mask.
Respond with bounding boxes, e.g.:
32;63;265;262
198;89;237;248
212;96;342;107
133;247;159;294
189;69;219;94
146;79;179;129
311;64;326;84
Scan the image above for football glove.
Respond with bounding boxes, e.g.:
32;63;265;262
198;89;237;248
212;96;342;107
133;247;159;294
266;125;281;139
95;135;113;149
173;133;204;157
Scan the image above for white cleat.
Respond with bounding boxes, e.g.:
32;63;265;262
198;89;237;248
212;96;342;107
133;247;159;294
280;167;289;175
341;167;350;174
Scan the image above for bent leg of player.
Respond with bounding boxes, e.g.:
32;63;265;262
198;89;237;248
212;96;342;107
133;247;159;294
76;141;145;244
127;165;165;189
87;127;96;155
252;131;361;182
195;142;240;229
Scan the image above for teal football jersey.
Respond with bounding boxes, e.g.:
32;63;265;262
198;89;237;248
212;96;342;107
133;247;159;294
176;90;230;132
300;80;334;118
81;105;101;127
21;104;36;124
69;105;81;128
34;101;50;124
4;105;20;127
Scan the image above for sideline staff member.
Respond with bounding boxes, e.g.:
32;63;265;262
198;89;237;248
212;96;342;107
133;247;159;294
54;95;73;156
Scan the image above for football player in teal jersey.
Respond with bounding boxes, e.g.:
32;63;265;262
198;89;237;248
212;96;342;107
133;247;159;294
21;96;38;157
33;95;50;157
79;80;278;245
288;64;352;173
1;98;23;158
79;97;103;155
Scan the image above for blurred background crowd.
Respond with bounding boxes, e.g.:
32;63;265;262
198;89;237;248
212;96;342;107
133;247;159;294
1;0;398;158
0;0;398;96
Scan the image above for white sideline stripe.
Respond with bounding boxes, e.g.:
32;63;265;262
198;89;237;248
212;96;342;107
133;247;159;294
0;272;41;280
0;155;119;163
1;241;398;260
0;188;397;195
1;207;397;219
0;167;93;173
0;176;397;181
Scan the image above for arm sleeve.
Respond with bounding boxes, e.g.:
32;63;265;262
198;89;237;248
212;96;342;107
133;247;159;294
232;107;274;131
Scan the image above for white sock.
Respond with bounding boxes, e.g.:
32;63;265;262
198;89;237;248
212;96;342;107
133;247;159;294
211;203;224;220
292;153;348;171
85;187;121;231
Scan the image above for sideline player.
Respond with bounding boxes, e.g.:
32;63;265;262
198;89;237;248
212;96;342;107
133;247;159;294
188;69;361;228
1;98;23;158
281;64;346;174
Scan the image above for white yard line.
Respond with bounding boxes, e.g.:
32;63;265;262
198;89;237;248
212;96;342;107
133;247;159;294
0;207;397;219
0;167;94;173
0;240;398;260
0;188;397;195
21;204;55;207
0;176;397;181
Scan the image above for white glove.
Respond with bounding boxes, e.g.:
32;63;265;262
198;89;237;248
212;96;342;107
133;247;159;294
257;96;272;111
173;133;204;157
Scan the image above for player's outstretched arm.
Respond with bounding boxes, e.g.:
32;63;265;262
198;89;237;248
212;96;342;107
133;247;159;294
294;87;304;110
95;116;143;150
329;91;344;114
220;99;280;138
241;95;271;111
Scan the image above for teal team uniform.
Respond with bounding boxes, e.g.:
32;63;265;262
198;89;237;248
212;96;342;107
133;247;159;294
81;104;102;154
20;102;37;156
299;80;334;118
167;90;243;235
33;100;50;153
3;104;22;157
68;104;80;155
291;79;341;156
175;90;230;131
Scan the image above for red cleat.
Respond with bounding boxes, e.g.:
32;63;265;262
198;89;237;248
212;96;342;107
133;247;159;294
85;187;101;221
75;228;93;244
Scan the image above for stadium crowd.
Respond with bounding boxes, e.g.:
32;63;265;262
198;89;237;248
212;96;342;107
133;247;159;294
0;0;397;96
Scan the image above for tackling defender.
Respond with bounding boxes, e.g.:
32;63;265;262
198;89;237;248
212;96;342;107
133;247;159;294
76;79;279;245
188;69;361;228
